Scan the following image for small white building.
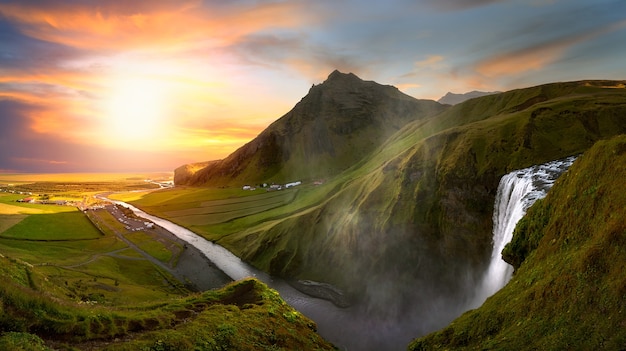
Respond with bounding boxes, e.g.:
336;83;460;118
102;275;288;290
285;181;302;188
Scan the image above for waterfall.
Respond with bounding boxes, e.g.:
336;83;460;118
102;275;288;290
471;156;577;307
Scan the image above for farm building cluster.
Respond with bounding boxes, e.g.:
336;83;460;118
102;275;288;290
242;180;304;191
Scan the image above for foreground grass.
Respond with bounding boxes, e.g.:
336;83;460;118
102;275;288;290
409;135;626;350
2;211;102;241
0;178;335;350
0;257;335;351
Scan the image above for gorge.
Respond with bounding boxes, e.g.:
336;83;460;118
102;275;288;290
115;155;577;350
143;73;626;350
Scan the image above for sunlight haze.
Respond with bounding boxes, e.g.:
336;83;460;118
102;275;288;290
1;0;624;172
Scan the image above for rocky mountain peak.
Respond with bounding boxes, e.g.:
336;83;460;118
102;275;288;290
318;70;364;89
174;70;446;186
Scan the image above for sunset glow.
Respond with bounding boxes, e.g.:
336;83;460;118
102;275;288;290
1;0;624;172
103;77;170;143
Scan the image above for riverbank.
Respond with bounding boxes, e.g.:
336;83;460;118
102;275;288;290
90;199;233;292
104;194;350;305
153;222;233;291
289;279;351;308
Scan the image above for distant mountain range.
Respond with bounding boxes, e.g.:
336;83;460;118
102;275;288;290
437;90;500;105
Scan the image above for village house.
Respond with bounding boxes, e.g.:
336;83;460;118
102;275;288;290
285;181;301;188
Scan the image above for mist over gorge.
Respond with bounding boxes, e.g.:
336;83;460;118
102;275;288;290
168;72;626;349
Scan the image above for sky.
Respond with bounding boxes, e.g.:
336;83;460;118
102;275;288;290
1;0;625;173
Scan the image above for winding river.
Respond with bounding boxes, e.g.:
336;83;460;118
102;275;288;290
110;200;419;351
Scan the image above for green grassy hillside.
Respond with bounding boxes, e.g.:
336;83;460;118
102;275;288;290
0;258;335;351
0;191;335;350
0;246;335;350
232;80;626;316
409;135;626;350
142;79;626;326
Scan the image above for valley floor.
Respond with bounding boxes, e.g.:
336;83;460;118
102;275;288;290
89;204;232;291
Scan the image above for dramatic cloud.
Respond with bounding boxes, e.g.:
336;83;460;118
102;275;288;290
0;1;314;52
1;0;624;172
475;17;626;78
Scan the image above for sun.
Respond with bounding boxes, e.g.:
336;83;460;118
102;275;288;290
104;77;171;144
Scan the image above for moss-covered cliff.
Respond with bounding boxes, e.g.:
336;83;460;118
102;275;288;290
409;135;626;350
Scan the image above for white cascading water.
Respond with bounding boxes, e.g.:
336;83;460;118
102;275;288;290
471;156;577;308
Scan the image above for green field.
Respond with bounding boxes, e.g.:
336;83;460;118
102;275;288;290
0;183;189;306
0;172;170;205
108;185;265;207
123;186;305;229
111;185;330;251
0;177;334;351
125;231;179;263
1;212;102;240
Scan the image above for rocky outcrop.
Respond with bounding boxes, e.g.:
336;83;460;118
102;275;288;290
173;160;216;186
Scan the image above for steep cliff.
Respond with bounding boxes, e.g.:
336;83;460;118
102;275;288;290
218;80;626;310
410;135;626;350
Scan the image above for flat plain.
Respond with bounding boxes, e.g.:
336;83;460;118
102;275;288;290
0;177;188;306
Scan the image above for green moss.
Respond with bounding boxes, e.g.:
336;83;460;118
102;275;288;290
0;263;335;350
0;332;52;351
409;135;626;350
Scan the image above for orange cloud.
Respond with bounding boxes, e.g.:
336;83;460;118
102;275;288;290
476;19;626;78
0;1;314;52
0;0;322;164
12;157;69;165
395;83;422;91
415;55;445;68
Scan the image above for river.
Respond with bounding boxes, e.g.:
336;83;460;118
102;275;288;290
110;200;424;351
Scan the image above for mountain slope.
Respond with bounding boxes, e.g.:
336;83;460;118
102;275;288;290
148;77;626;348
210;79;626;329
174;70;446;186
409;135;626;350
